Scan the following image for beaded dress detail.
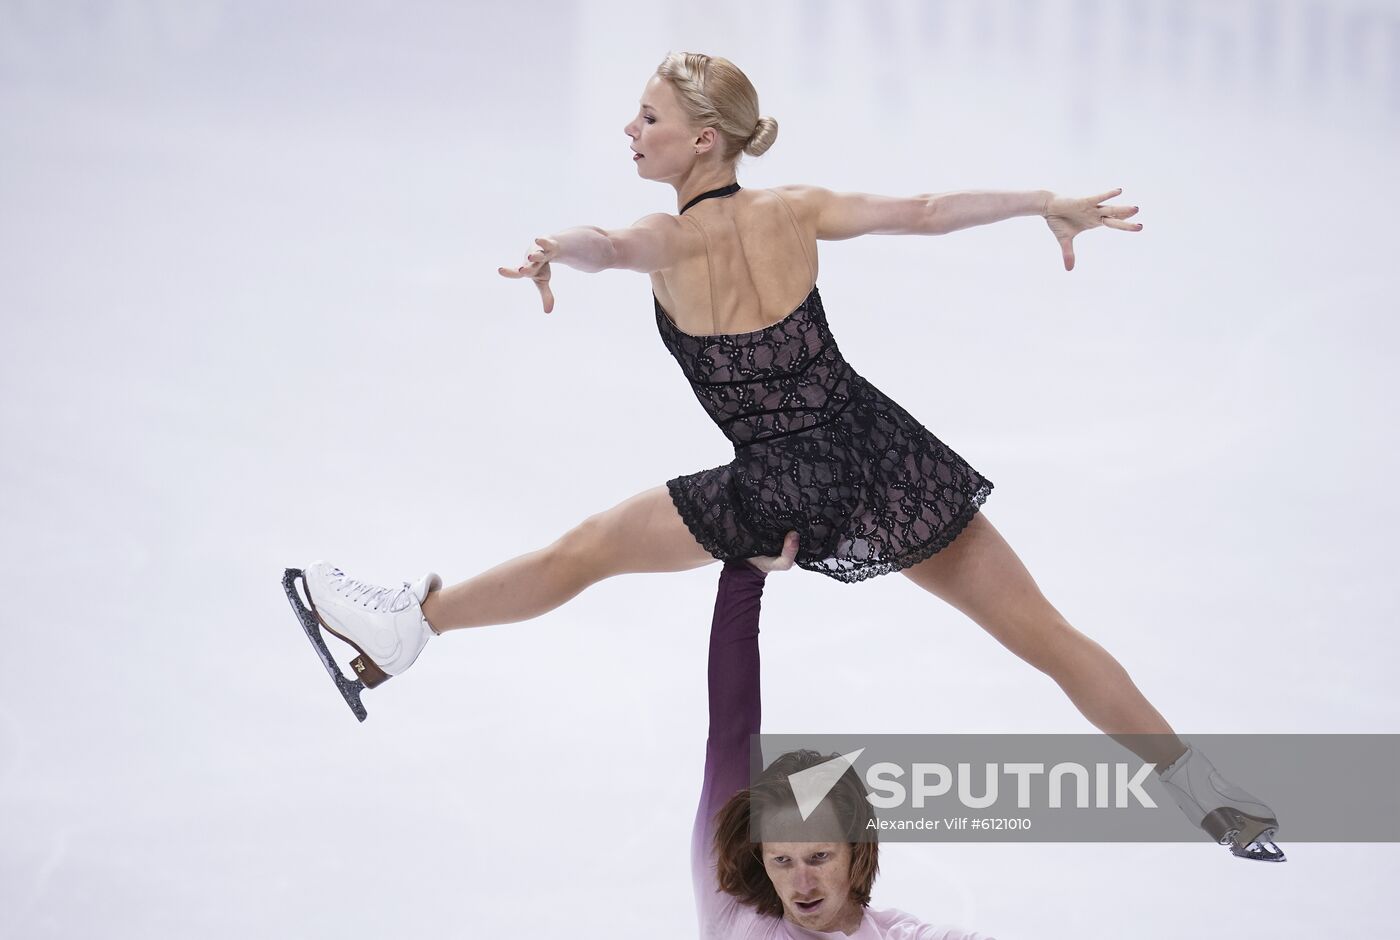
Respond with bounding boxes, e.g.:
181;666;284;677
655;184;993;583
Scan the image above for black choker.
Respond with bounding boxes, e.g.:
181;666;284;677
680;181;741;214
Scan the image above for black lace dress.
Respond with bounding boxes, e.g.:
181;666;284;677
655;183;993;583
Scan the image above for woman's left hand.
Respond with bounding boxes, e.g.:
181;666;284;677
498;236;559;314
1043;188;1142;271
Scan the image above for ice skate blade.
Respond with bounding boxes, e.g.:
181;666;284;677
1204;809;1287;863
282;568;369;722
1229;837;1287;862
1202;807;1278;850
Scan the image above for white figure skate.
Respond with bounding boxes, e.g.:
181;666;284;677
282;561;442;722
1158;741;1286;862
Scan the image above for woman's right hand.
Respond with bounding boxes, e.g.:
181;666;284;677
746;531;800;573
498;236;558;314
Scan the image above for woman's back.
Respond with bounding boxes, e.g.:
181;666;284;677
652;184;994;583
650;185;819;338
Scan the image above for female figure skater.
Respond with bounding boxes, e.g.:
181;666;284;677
696;531;997;937
284;52;1282;861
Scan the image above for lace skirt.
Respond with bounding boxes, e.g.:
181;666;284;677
665;375;994;584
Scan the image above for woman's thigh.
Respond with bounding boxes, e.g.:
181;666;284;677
900;510;1073;670
572;483;719;578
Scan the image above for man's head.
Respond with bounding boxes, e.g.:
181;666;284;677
712;749;879;933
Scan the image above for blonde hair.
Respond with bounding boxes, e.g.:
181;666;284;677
655;52;778;164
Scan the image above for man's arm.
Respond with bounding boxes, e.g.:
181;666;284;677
698;560;766;826
691;558;767;924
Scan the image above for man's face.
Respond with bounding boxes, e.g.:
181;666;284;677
759;803;862;932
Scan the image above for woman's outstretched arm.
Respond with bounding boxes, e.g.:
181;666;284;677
497;214;689;313
920;189;1054;234
541;226;615;272
784;183;1052;240
788;182;1141;271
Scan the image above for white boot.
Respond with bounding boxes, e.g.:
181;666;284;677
302;560;443;685
1158;741;1285;862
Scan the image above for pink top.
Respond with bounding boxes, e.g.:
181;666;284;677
692;561;997;939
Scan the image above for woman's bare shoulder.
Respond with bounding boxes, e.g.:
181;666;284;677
765;183;838;228
766;183;829;209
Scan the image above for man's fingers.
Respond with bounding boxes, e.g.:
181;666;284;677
782;530;800;560
746;531;801;573
775;530;800;568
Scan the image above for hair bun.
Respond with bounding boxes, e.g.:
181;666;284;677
745;115;778;157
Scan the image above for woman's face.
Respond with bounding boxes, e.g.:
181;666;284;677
622;74;713;179
758;803;862;932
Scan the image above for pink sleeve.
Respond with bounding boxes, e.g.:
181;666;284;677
914;928;998;940
870;906;999;940
691;559;768;937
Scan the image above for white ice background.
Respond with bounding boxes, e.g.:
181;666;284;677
1;1;1397;937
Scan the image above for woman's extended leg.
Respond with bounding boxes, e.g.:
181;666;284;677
421;484;716;634
900;510;1188;768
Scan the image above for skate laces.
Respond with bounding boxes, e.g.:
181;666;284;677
336;574;413;613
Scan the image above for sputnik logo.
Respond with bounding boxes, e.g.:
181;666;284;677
787;748;866;820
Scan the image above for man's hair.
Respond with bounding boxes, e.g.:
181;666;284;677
711;749;880;917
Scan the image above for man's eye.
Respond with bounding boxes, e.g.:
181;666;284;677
815;852;829;860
